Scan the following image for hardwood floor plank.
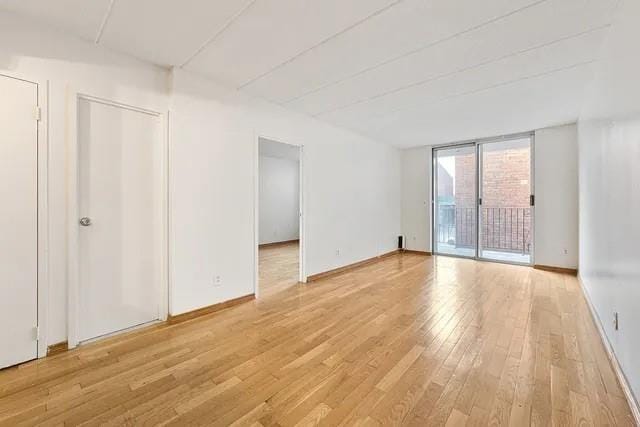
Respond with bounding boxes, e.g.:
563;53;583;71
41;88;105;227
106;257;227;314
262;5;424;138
0;247;634;425
375;345;425;392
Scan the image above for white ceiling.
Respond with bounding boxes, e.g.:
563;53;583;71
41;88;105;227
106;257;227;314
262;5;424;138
0;0;619;147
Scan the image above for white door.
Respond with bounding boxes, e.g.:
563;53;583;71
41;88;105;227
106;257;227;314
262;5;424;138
0;75;39;368
78;98;162;342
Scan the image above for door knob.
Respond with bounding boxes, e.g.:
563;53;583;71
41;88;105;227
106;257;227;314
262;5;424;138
79;217;92;226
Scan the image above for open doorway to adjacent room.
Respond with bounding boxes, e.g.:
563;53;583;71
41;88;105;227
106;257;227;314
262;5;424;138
256;137;303;297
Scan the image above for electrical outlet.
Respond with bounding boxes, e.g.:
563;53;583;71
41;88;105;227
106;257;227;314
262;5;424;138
613;312;619;330
564;249;568;255
335;249;340;257
213;275;222;287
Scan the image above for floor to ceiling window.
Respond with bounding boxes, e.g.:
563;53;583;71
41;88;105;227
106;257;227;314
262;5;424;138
432;133;534;265
433;144;477;258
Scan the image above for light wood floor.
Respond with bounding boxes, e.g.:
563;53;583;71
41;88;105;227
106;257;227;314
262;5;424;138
0;252;635;426
259;242;300;297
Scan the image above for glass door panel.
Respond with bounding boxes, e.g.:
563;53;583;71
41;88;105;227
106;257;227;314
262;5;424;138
433;145;477;258
478;137;533;264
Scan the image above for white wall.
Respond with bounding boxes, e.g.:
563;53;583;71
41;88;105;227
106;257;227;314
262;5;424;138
259;155;300;245
534;124;579;269
578;0;640;408
170;68;401;315
400;124;579;267
1;11;401;347
0;11;169;345
401;147;431;252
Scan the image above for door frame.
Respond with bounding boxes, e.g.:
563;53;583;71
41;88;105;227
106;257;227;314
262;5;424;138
0;72;49;359
253;135;306;299
431;131;535;266
66;91;169;348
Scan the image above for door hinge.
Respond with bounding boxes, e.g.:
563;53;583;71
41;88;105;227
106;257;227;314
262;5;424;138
530;195;535;206
33;326;40;341
478;197;482;205
34;106;41;121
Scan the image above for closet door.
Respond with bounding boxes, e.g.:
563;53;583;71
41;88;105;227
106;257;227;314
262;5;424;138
77;98;162;342
0;75;39;369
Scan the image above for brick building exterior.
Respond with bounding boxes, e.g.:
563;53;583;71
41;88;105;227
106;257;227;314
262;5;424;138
452;152;477;247
437;163;453;200
446;143;532;253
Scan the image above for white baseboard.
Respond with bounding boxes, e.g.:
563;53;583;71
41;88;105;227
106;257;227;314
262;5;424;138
577;274;640;424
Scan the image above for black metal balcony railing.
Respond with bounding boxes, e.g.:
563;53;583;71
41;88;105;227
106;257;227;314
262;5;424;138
437;205;531;254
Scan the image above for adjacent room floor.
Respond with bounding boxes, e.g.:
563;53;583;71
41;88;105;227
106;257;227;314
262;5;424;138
0;253;633;426
259;241;301;297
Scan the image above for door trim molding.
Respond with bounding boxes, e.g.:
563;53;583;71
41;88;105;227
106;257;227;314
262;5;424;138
66;91;169;348
0;72;50;360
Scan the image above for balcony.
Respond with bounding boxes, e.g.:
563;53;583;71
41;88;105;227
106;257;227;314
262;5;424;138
436;205;532;263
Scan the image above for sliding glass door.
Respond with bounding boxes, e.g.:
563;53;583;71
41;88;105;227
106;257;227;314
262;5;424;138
433;144;477;258
479;137;533;263
432;134;534;265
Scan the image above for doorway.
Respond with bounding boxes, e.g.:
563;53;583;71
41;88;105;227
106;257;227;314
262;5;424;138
76;97;164;343
256;137;303;297
432;133;534;265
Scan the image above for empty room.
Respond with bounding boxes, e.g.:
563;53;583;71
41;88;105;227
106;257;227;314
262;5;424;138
0;0;638;425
